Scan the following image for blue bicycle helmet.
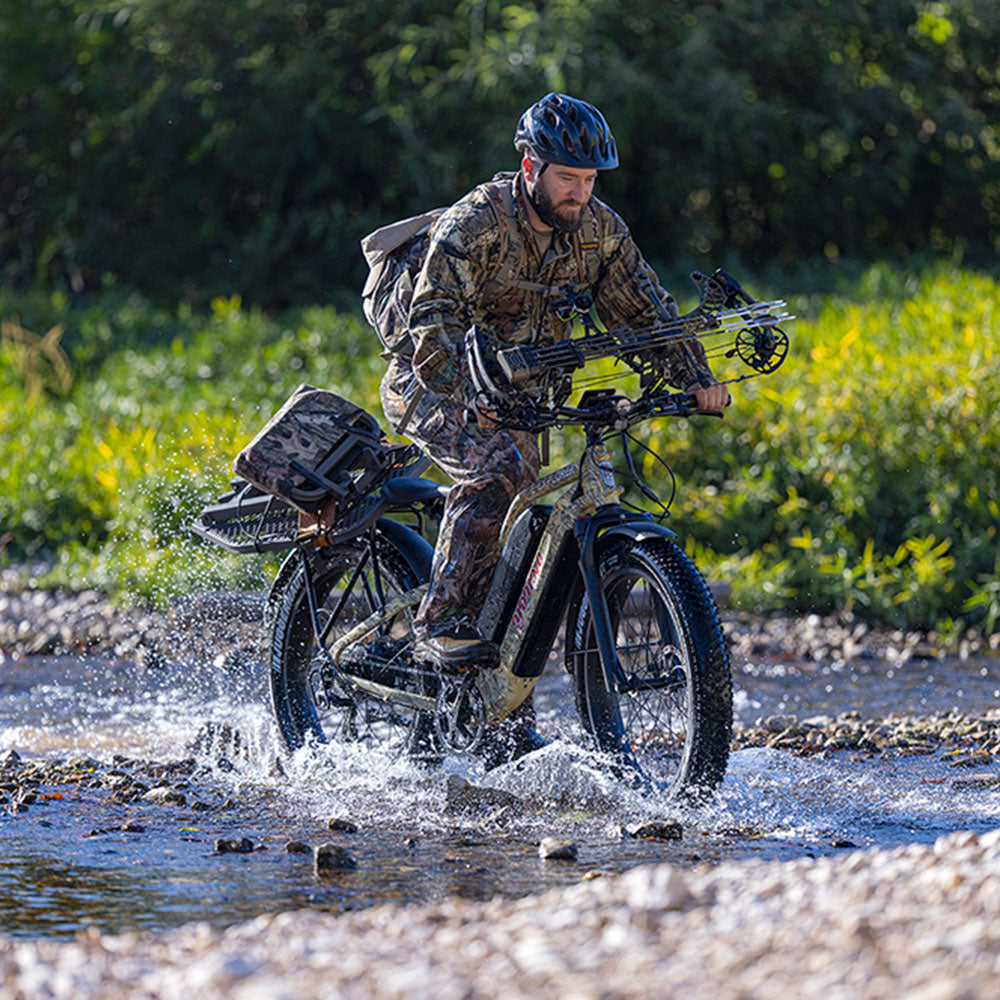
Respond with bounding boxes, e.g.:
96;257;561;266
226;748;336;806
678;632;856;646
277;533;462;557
514;93;619;169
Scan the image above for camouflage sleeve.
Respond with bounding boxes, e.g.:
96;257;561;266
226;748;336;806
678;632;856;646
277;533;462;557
592;209;714;391
407;208;491;405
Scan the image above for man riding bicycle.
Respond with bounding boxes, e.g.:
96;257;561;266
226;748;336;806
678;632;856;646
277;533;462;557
377;94;729;751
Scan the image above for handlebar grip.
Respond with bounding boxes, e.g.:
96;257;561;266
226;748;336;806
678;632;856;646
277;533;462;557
668;391;724;418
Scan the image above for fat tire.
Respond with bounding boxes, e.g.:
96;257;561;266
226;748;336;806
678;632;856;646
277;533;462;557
566;536;732;798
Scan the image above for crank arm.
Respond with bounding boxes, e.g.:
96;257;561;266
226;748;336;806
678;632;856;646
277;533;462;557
339;672;437;714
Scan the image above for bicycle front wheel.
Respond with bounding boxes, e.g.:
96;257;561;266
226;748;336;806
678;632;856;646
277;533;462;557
565;536;732;798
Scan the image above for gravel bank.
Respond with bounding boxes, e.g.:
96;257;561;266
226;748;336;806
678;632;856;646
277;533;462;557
3;573;998;664
5;577;1000;996
4;828;1000;999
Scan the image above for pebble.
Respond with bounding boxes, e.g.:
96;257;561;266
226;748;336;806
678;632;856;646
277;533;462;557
142;786;187;806
215;837;254;855
625;820;684;841
328;818;359;833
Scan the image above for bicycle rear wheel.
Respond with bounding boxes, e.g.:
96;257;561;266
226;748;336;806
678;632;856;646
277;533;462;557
565;536;732;798
269;529;434;759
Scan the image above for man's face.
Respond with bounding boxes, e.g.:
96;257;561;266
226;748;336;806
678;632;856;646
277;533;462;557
527;161;597;233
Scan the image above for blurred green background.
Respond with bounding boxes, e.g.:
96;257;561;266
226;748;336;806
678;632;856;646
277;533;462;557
1;0;998;637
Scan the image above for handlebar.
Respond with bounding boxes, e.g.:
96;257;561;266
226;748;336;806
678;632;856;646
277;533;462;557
472;386;725;435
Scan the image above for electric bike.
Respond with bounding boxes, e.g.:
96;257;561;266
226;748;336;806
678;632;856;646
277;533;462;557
192;269;791;798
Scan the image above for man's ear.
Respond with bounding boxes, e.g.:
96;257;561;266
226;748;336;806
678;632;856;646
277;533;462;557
521;155;536;184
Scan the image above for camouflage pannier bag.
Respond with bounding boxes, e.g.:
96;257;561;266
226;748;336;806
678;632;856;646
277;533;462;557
233;384;389;521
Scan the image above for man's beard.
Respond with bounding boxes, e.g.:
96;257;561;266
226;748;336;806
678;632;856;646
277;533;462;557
530;181;585;233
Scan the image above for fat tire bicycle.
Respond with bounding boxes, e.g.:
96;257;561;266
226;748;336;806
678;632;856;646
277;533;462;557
193;268;791;800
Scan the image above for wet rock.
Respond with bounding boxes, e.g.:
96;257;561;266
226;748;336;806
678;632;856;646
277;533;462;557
802;715;834;729
582;869;613;881
761;714;799;734
538;838;578;861
444;775;525;817
0;749;23;770
328;818;358;833
314;843;357;873
285;841;313;855
142;786;187;806
215;837;255;855
120;821;145;833
951;775;1000;791
112;782;149;803
831;838;858;849
626;820;684;842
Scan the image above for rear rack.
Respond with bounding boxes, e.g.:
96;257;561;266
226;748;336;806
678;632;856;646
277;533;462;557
191;443;431;554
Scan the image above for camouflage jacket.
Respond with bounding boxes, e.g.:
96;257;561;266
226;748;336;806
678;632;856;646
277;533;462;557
406;172;713;402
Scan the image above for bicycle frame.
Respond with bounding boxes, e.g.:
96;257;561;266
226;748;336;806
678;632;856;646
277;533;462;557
313;432;676;726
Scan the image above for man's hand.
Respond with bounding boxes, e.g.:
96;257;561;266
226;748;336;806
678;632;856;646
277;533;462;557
691;381;731;411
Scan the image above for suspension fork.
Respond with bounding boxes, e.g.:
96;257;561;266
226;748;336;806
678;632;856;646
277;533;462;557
574;513;628;695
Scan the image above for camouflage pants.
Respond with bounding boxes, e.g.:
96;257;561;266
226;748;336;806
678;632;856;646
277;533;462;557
380;357;539;631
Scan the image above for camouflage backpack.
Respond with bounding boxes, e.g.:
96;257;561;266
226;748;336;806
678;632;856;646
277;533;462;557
360;173;600;356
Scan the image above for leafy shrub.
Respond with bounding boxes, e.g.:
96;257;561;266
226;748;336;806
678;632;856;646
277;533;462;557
1;261;998;636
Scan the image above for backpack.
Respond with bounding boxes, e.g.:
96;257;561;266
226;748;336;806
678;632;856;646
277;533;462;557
360;175;601;355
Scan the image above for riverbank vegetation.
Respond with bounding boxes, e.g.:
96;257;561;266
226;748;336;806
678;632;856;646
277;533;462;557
2;1;998;634
1;262;997;635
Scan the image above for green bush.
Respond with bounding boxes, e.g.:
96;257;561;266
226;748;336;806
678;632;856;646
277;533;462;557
654;262;1000;630
1;262;998;635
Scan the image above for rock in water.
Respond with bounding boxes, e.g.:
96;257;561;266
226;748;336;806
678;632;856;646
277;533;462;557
444;774;525;816
328;818;359;833
538;838;579;861
625;820;684;841
141;786;187;806
314;843;358;874
215;837;255;854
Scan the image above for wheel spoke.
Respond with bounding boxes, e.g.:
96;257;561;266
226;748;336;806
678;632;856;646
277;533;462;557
271;540;435;760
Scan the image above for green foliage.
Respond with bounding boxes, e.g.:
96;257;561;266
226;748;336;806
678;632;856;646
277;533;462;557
2;0;998;304
0;290;383;605
1;262;998;635
648;261;1000;631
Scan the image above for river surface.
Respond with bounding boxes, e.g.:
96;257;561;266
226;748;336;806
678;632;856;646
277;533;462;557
2;640;1000;940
